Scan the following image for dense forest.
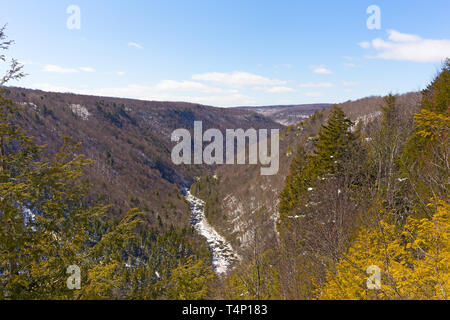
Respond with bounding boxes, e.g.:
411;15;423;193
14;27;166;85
1;25;448;300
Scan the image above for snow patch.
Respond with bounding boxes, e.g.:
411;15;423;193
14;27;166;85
69;104;90;120
185;190;240;275
351;111;382;131
18;102;38;110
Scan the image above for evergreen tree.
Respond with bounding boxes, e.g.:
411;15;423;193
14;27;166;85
313;106;355;174
279;106;360;226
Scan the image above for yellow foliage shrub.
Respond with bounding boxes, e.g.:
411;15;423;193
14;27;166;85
319;199;449;300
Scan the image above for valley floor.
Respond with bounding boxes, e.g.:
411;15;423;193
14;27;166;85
185;189;240;275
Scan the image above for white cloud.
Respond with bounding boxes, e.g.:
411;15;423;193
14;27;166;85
116;72;126;76
312;66;333;74
30;83;254;107
265;86;295;93
43;64;78;74
342;81;359;87
192;71;286;87
32;83;77;93
43;65;96;74
344;62;357;68
79;67;96;73
34;78;236;96
128;42;143;49
189;93;256;106
153;80;236;94
360;30;450;62
343;56;357;67
298;82;334;88
358;41;371;49
305;92;323;97
19;60;33;65
253;86;296;93
387;30;421;42
274;64;292;69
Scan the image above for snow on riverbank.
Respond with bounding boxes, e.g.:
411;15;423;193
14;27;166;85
185;189;240;275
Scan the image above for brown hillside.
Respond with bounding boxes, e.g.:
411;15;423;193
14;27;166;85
2;86;283;232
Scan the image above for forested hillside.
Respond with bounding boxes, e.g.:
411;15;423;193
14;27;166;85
235;104;332;125
2;86;281;232
191;91;421;255
193;62;449;300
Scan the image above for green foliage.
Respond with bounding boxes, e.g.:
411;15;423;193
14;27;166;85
0;96;108;299
0;27;215;300
0;89;211;300
278;106;361;227
422;59;450;114
316;61;450;300
165;257;215;300
313;106;355;174
191;175;221;222
400;60;449;216
224;251;281;300
319;199;449;300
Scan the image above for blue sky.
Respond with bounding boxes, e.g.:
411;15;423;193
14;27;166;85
1;0;449;107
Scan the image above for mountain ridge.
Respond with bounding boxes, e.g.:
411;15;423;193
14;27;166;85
235;103;333;125
2;86;283;232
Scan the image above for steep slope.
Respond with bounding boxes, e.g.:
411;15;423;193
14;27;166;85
2;86;283;232
186;190;240;274
191;92;422;257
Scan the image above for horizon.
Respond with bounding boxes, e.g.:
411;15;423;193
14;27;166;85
7;84;420;109
1;0;449;107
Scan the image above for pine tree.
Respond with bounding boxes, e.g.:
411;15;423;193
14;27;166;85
278;106;360;226
276;106;366;298
313;106;355;174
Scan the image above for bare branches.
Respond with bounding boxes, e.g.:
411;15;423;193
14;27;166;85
0;24;14;62
0;24;26;87
1;58;26;86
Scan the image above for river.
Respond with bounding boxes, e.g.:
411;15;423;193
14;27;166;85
185;189;240;275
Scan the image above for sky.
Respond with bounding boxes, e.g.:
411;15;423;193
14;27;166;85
1;0;449;107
